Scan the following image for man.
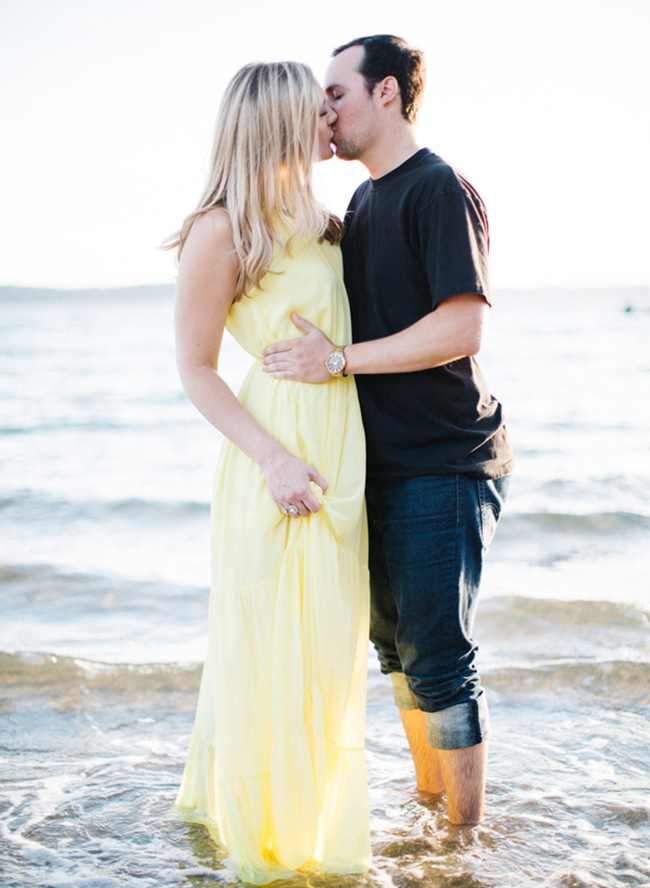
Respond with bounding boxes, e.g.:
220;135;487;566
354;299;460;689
262;35;514;825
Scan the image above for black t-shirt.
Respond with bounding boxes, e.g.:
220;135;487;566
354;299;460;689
342;148;514;480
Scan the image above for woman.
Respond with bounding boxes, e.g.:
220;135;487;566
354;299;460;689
166;62;370;883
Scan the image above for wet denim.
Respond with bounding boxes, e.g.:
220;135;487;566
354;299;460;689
366;473;510;750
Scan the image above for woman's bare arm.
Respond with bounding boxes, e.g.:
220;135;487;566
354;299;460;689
175;209;327;515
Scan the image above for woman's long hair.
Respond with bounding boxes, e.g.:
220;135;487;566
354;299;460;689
163;61;342;301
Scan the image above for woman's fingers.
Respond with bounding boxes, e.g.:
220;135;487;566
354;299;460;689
308;467;328;493
265;451;327;517
279;492;320;517
295;500;311;518
277;481;324;518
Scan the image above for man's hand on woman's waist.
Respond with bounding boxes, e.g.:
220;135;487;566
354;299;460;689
262;294;488;381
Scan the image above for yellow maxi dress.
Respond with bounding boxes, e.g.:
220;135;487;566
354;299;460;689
175;238;371;884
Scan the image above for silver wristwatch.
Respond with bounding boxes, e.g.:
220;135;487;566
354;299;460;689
324;346;347;377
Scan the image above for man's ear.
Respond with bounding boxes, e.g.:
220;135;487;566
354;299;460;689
375;75;400;107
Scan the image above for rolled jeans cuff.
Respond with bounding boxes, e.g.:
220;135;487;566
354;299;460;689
389;672;418;710
424;692;491;750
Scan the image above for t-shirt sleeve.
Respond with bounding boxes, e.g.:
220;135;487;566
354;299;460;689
417;187;490;310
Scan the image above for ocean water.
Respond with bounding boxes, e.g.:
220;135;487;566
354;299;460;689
1;284;649;888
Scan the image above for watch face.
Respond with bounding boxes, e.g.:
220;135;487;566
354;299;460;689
326;352;344;374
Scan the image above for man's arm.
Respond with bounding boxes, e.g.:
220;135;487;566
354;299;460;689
262;293;488;382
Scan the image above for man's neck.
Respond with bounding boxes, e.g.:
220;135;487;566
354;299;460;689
362;127;422;180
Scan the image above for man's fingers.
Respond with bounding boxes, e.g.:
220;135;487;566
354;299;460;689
262;360;298;378
262;338;299;357
261;314;320;357
291;313;318;335
264;369;298;380
261;354;295;371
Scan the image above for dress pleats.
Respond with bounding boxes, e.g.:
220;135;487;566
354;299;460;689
175;240;370;883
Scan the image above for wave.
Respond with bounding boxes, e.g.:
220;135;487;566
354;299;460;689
479;594;650;633
0;652;203;724
477;596;650;670
0;419;182;435
0;491;209;522
3;648;649;717
0;284;175;301
0;561;207;610
3;488;649;539
0;406;193;437
485;659;650;709
500;510;650;534
0;651;202;711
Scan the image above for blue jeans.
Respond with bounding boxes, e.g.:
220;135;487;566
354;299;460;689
366;473;510;750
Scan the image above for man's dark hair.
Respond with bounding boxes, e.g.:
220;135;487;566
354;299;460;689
332;35;425;123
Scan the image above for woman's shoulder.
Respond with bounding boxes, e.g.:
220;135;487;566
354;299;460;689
188;207;233;245
179;208;239;280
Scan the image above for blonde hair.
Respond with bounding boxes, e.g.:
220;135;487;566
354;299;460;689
164;61;342;301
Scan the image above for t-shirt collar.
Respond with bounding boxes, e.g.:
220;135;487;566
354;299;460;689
369;148;431;191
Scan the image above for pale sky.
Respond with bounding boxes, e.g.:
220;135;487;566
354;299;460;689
1;0;648;290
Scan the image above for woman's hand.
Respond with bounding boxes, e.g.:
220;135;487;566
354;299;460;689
261;448;328;517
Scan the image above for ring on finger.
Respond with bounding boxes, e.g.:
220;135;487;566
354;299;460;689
288;505;299;516
280;506;289;515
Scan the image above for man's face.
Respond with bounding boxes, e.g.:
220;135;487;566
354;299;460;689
324;46;380;162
